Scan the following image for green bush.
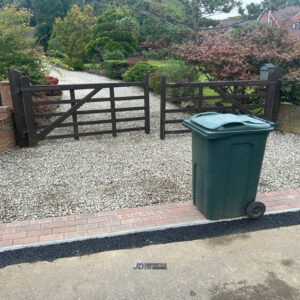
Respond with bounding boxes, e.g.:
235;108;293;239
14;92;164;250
281;73;300;106
149;71;162;94
163;61;197;98
84;63;100;69
47;49;65;59
86;9;138;59
122;61;158;82
65;57;84;70
103;50;125;61
142;49;168;60
123;60;197;94
104;60;128;79
49;57;74;71
147;60;197;97
163;61;196;82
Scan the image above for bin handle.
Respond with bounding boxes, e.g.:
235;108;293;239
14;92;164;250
216;121;269;130
220;122;244;129
193;112;218;118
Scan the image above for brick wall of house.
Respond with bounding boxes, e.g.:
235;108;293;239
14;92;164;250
0;82;16;153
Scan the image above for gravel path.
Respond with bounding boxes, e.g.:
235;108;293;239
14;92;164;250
0;67;299;223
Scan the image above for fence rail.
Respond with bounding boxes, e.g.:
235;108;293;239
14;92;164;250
160;75;281;140
19;82;145;92
8;69;282;146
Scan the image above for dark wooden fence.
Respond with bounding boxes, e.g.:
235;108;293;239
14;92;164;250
160;74;281;140
8;70;150;147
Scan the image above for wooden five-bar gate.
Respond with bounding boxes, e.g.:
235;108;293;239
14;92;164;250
8;68;282;146
8;70;150;147
160;70;282;139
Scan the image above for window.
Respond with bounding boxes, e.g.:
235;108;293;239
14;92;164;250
292;22;300;30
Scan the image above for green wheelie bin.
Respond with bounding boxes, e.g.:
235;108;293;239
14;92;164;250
182;112;278;220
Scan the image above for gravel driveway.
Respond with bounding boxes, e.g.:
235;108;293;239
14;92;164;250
0;67;299;223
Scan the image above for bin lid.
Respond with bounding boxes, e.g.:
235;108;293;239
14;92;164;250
183;112;277;139
191;113;271;130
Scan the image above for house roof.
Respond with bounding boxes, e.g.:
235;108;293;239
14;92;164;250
272;6;300;21
217;19;255;27
257;6;300;27
291;12;300;23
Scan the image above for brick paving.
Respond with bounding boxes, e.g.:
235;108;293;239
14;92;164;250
0;190;299;250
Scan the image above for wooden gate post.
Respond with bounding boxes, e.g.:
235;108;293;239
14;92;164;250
8;70;29;147
144;74;150;134
109;87;117;137
268;67;282;122
70;89;79;140
261;65;282;121
160;76;167;140
20;76;38;147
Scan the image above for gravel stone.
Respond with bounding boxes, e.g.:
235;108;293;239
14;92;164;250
0;67;299;223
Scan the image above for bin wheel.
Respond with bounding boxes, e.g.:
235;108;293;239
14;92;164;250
246;202;266;219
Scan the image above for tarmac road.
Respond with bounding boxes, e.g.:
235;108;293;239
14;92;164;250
1;224;300;300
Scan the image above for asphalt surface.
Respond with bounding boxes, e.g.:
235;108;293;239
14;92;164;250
1;210;300;269
1;223;300;300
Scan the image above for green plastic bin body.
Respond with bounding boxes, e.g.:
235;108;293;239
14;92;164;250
183;113;277;220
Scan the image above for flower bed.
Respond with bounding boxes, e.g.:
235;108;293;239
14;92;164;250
32;76;61;126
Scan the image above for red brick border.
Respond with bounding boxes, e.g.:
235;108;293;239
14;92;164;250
0;190;299;250
0;106;16;153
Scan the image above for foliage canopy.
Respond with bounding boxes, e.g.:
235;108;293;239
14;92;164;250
50;5;96;70
0;6;45;83
31;0;74;49
86;9;139;59
179;24;300;104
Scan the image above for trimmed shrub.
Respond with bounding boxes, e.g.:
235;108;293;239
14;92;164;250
122;61;158;82
104;60;129;79
103;50;125;60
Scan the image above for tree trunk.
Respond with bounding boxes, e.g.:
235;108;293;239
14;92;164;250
192;0;200;39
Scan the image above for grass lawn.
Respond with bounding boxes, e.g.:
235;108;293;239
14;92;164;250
84;63;100;69
148;60;183;68
197;73;262;113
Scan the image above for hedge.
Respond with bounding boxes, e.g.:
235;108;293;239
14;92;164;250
122;61;158;82
104;60;129;79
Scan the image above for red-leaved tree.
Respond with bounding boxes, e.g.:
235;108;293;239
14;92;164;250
179;24;300;104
